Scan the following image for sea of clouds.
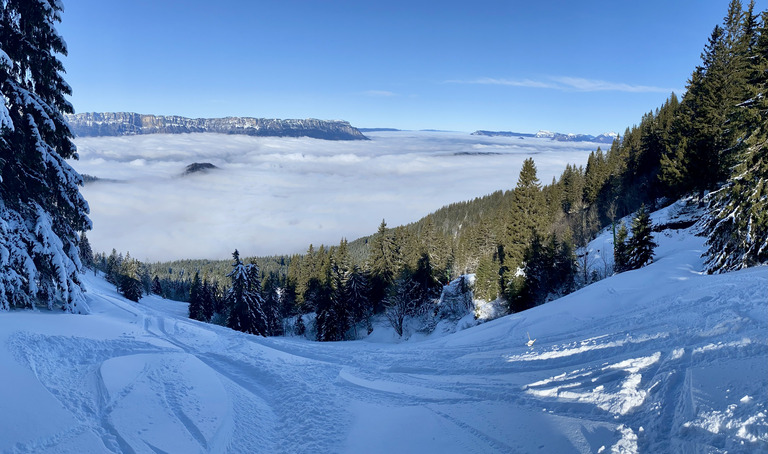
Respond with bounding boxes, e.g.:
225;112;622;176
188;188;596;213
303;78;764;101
71;131;601;261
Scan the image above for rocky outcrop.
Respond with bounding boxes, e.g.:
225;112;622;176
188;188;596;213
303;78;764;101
65;112;369;141
183;163;218;176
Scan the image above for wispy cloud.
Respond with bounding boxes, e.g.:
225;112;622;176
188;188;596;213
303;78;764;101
550;76;674;93
448;77;558;89
449;76;674;93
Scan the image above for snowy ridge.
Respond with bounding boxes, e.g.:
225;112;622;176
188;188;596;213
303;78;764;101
65;112;369;141
0;210;766;453
473;129;618;144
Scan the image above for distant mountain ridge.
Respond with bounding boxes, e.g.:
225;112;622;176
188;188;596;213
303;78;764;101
472;129;618;144
65;112;369;141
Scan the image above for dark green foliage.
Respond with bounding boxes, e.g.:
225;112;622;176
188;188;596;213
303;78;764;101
346;266;372;335
509;233;576;312
614;224;630;274
117;253;143;302
505;158;545;269
705;10;768;272
226;250;268;336
410;253;442;310
627;205;658;270
79;232;94;269
368;220;397;313
262;273;285;336
151;275;162;295
188;271;205;321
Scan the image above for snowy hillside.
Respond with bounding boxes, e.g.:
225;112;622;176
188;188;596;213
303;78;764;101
1;220;766;453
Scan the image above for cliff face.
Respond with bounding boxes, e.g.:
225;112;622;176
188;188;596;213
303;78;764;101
65;112;369;141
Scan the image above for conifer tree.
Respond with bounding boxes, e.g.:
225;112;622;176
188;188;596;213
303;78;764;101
200;277;214;321
705;8;768;272
368;220;396;313
261;272;284;336
151;275;163;296
118;252;143;302
78;232;94;269
346;265;371;335
226;250;268;336
627;205;657;270
506;158;545;269
188;271;204;321
614;224;630;274
0;0;91;312
410;252;441;311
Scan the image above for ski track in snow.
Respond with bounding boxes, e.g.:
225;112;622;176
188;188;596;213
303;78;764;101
1;214;767;453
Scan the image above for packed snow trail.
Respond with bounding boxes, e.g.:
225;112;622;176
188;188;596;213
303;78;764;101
1;222;766;453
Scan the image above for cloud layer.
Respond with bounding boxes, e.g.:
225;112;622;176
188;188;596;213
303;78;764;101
72;131;599;261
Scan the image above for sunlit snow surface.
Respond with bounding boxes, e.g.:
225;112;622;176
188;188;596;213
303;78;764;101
71;131;597;260
1;208;766;453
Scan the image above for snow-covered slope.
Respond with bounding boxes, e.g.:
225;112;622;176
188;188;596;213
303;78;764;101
1;221;766;453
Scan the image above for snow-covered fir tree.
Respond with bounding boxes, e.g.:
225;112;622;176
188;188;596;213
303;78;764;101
117;252;143;302
0;0;91;312
226;250;268;336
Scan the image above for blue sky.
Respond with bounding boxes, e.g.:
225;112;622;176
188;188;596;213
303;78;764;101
59;0;731;134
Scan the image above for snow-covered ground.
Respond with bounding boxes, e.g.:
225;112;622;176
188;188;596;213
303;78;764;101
1;209;766;453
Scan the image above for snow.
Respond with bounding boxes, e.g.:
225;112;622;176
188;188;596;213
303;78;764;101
0;214;766;453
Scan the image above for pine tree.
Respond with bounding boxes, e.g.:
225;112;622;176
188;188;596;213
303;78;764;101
261;272;284;336
705;9;768;272
505;158;545;270
188;271;205;321
410;252;441;311
118;252;143;302
0;0;91;312
78;232;94;269
627;205;658;270
200;278;214;320
226;250;268;336
346;265;371;335
614;223;630;273
368;220;396;313
151;275;163;296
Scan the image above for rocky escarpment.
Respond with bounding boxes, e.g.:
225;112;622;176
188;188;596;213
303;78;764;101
472;129;617;144
65;112;369;141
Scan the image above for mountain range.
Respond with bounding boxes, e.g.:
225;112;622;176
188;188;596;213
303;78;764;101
472;129;618;144
65;112;369;141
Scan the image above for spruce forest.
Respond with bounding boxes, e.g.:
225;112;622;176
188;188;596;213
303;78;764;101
87;1;768;342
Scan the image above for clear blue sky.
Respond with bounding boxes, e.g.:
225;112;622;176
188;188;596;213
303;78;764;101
58;0;732;134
